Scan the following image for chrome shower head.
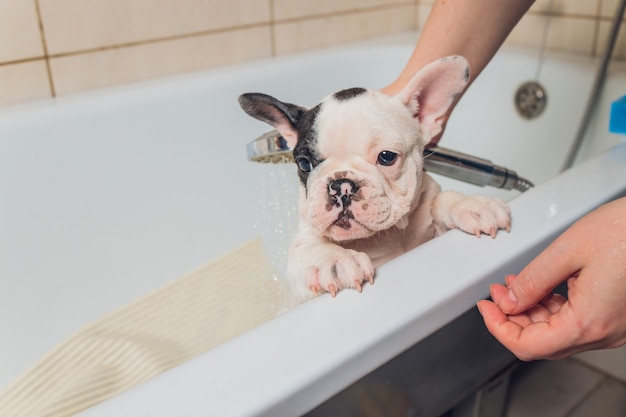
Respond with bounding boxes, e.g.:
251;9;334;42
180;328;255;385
246;130;534;192
247;130;294;163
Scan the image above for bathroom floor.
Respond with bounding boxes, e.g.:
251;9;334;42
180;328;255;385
504;355;626;417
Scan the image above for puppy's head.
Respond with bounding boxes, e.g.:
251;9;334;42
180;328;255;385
239;56;469;242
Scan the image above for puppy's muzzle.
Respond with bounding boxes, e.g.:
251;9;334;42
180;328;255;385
328;178;359;209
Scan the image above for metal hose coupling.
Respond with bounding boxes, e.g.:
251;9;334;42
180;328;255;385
423;146;534;192
246;130;534;192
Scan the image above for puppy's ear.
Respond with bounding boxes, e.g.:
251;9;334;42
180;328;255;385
395;56;469;142
238;93;307;148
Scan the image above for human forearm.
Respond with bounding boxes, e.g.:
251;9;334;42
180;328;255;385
383;0;534;95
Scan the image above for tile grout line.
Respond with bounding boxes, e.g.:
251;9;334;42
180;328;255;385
269;0;276;57
592;0;603;57
561;356;626;416
39;22;272;61
560;374;607;417
33;0;56;97
272;1;414;22
21;4;414;62
572;356;626;385
6;0;410;66
3;4;619;70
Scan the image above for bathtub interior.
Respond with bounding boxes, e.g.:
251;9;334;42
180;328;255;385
1;31;625;413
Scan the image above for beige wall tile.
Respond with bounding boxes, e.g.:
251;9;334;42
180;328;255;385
546;16;596;54
416;4;432;29
600;0;624;18
597;20;626;60
0;61;51;106
0;0;618;108
507;13;596;55
49;26;272;95
274;5;416;55
530;0;599;16
39;0;271;55
506;13;549;48
0;0;45;62
273;0;411;20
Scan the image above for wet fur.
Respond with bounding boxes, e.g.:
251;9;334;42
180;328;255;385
239;56;511;301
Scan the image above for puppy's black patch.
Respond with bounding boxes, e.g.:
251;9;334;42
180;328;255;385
333;88;366;101
293;104;323;188
238;93;306;128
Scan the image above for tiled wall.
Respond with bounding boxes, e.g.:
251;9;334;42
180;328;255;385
510;0;626;57
1;0;625;107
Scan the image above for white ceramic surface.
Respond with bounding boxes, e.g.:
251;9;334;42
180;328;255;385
1;32;625;416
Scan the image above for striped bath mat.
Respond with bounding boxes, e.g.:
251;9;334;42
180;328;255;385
0;238;291;417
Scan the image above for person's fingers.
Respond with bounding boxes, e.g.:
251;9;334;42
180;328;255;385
497;236;583;315
525;303;553;323
507;313;532;327
490;291;566;327
490;281;567;318
489;283;508;304
541;293;567;313
504;274;515;286
477;299;579;361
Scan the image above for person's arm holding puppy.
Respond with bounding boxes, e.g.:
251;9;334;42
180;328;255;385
382;0;534;98
388;0;626;360
382;0;533;145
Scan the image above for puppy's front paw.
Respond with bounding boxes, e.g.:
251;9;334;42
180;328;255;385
292;245;374;298
434;191;511;238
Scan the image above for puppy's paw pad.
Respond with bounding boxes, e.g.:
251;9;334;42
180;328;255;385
316;248;374;297
450;196;511;238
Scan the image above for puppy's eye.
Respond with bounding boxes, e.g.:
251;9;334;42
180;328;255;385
296;157;313;173
377;151;398;166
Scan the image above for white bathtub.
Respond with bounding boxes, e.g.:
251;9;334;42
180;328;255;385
1;32;626;416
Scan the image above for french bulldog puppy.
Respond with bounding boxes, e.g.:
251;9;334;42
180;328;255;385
239;56;511;301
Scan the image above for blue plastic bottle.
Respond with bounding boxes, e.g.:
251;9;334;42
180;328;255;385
609;95;626;135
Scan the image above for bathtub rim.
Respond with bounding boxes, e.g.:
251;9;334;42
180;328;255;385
2;30;624;417
77;142;626;417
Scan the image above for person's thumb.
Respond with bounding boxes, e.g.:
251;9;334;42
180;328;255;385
495;237;580;314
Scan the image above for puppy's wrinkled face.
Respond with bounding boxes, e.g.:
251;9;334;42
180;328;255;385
239;56;470;243
294;88;425;241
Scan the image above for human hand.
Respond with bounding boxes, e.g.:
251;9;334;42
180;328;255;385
380;79;405;97
477;197;626;360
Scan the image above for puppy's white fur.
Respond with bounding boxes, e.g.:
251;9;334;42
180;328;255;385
239;56;511;301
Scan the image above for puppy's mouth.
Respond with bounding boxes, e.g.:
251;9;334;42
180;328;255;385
331;208;374;239
334;209;355;230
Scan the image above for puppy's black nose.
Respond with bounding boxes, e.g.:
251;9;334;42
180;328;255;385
329;178;359;207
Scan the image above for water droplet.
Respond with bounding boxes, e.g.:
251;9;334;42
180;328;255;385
255;162;299;279
546;203;558;218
